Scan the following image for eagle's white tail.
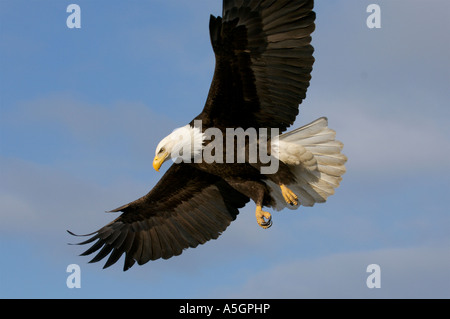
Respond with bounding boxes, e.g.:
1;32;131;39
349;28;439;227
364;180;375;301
268;117;347;211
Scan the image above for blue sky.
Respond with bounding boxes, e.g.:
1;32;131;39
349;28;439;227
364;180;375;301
1;0;449;298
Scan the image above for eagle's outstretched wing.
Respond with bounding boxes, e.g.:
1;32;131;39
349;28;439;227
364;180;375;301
196;0;316;132
70;164;249;271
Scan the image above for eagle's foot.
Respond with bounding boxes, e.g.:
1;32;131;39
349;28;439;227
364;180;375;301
280;184;299;206
255;205;272;229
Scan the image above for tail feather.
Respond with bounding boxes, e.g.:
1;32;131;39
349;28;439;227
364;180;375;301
310;170;342;188
297;179;327;203
304;141;344;155
279;117;328;142
315;153;347;166
295;130;336;145
268;117;347;211
317;164;346;177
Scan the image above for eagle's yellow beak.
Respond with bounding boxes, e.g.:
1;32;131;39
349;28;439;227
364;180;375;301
153;153;168;172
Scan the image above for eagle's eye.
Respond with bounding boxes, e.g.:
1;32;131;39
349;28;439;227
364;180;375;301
159;147;165;154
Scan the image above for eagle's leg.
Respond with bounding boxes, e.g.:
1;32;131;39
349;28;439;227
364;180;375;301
255;204;272;229
280;184;299;206
224;177;273;229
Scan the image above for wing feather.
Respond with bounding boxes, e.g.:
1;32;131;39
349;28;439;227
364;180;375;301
70;164;249;270
198;0;316;132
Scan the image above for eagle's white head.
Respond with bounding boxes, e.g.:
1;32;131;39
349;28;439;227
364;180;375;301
153;124;205;171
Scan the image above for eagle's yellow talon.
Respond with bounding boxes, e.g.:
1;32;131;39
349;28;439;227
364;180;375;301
280;184;299;206
255;205;272;229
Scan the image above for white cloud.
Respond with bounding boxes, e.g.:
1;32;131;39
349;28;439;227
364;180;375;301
0;156;124;234
7;93;174;147
1;93;181;187
333;104;450;174
217;244;450;298
0;192;38;225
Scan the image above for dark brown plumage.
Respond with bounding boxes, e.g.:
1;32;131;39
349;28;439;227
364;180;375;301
196;0;315;131
70;0;317;271
71;164;248;270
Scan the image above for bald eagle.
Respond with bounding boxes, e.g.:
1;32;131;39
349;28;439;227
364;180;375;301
70;0;347;271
